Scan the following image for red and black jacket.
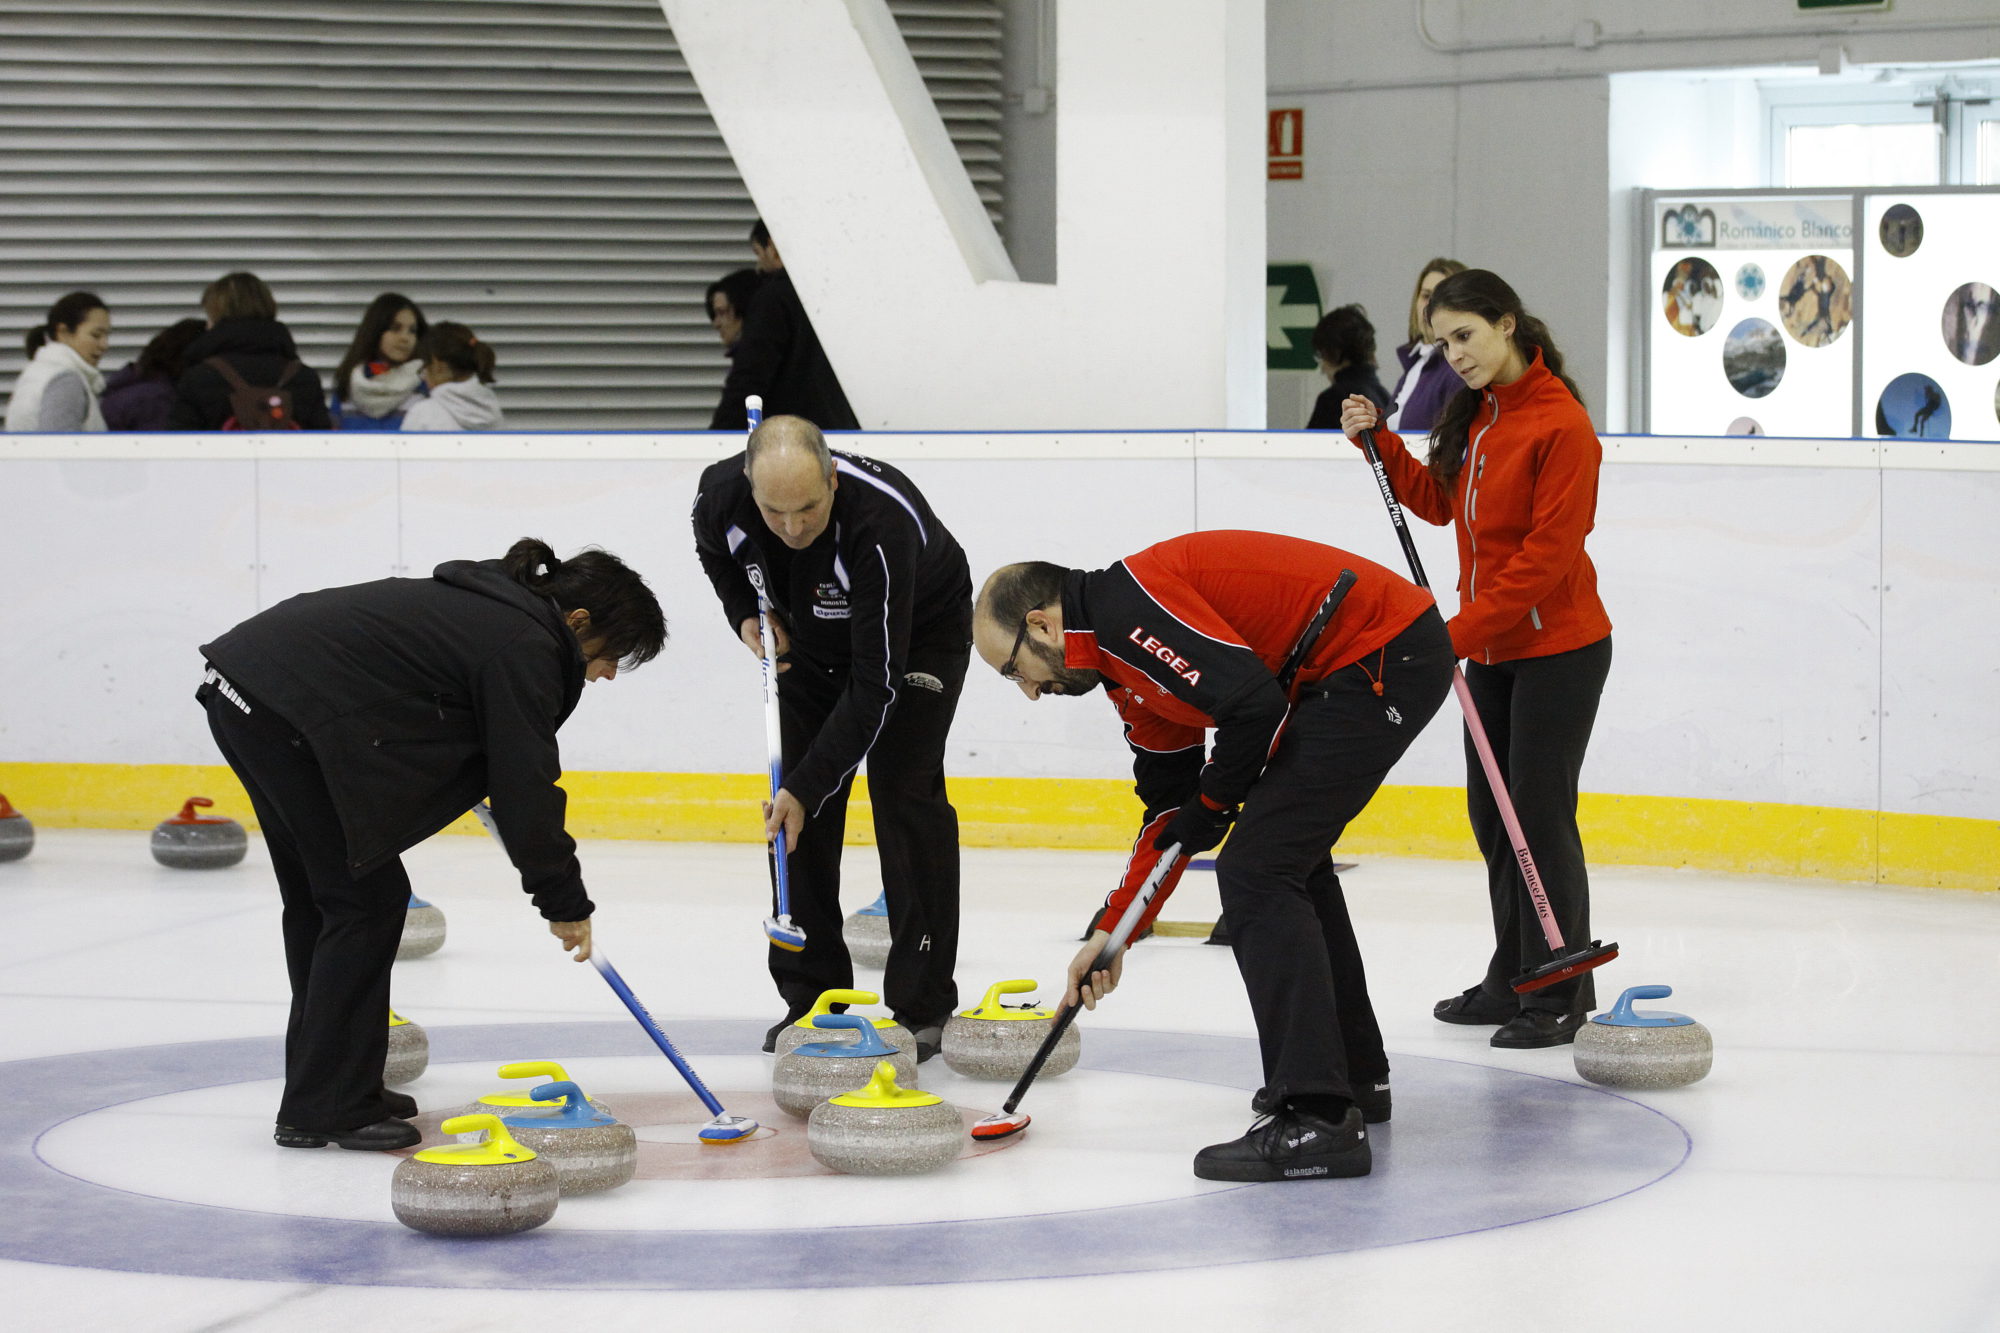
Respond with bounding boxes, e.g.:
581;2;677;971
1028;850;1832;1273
1066;530;1434;934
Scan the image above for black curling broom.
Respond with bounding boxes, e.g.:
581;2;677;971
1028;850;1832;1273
1356;427;1617;992
969;841;1185;1142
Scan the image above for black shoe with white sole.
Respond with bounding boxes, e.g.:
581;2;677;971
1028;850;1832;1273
1192;1105;1370;1182
1490;1008;1586;1049
274;1117;421;1151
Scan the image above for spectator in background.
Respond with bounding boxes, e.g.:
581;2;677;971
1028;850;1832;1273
706;268;763;354
332;293;429;430
170;272;330;430
710;219;858;431
100;318;207;431
1305;304;1389;430
400;322;503;431
6;291;111;432
1384;257;1467;435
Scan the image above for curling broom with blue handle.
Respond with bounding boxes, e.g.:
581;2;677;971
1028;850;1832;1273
470;801;758;1143
746;563;806;952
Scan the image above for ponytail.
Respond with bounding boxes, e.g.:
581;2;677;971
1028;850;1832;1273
1421;270;1585;490
25;290;106;358
501;538;666;669
420;321;496;385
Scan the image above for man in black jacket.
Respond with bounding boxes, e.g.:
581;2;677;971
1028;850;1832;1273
693;416;969;1056
708;220;858;431
199;540;664;1149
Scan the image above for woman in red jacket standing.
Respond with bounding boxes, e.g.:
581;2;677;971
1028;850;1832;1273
1339;269;1612;1049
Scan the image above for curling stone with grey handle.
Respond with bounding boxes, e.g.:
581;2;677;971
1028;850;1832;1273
773;988;914;1057
0;793;33;863
808;1060;963;1176
500;1080;637;1195
444;1060;612;1121
390;1113;560;1236
942;978;1080;1081
385;1009;429;1085
1573;984;1712;1090
842;891;891;969
772;1014;919;1119
397;894;446;959
151;796;247;869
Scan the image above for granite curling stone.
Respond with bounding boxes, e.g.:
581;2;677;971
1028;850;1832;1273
1573;984;1713;1090
842;891;892;969
397;894;447;959
499;1080;637;1195
773;1014;919;1119
385;1009;429;1085
942;978;1080;1081
807;1060;963;1176
448;1060;611;1121
0;792;33;863
390;1113;560;1237
150;796;247;869
773;988;914;1058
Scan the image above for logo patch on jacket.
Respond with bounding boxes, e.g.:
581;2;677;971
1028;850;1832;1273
1125;627;1201;685
812;580;850;620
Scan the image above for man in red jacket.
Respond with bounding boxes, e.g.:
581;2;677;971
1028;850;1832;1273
974;530;1453;1182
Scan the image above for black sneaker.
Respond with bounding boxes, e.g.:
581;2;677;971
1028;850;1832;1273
274;1118;421;1151
1192;1105;1370;1182
1434;985;1517;1026
1490;1008;1586;1049
1351;1077;1392;1125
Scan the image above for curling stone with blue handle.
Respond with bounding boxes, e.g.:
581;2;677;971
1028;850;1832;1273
942;978;1080;1080
808;1060;962;1176
0;792;32;862
446;1060;612;1120
1573;985;1712;1090
385;1009;429;1085
842;891;891;969
499;1081;637;1195
773;988;915;1057
390;1113;560;1236
150;796;247;869
397;894;446;959
773;1014;919;1119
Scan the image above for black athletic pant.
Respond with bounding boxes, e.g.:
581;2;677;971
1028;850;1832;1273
769;635;968;1028
201;678;409;1132
1461;635;1613;1015
1215;609;1455;1110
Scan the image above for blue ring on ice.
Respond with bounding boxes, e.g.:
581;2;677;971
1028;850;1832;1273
2;1020;1688;1289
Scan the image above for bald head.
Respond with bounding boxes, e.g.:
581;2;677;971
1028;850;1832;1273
974;561;1099;699
746;416;837;549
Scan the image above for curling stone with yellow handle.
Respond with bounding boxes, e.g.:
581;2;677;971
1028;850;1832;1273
390;1114;561;1236
150;796;247;869
499;1081;637;1195
808;1061;963;1176
1573;985;1713;1090
773;988;914;1057
397;894;446;959
941;979;1080;1081
773;1014;919;1119
445;1060;612;1121
385;1009;429;1085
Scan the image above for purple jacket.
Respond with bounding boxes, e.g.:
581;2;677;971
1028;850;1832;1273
1387;340;1465;434
99;363;177;431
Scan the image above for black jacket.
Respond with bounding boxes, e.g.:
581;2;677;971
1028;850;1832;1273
201;561;592;920
709;270;858;431
169;317;331;430
1306;365;1391;431
692;449;970;812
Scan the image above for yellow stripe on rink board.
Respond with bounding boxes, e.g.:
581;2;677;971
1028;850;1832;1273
0;762;1991;892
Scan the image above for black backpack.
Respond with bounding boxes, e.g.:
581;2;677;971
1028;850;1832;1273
205;356;303;430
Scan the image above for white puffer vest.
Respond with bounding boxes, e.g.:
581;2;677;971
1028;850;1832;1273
5;340;107;431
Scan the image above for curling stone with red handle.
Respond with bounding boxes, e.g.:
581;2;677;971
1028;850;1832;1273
150;797;247;869
0;793;32;863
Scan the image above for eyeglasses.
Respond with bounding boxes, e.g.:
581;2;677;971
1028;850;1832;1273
1000;616;1032;682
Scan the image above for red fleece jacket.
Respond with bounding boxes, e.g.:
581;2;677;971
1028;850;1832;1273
1361;350;1611;664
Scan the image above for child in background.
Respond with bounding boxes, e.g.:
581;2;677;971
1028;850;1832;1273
400;322;503;431
101;318;208;430
332;293;428;430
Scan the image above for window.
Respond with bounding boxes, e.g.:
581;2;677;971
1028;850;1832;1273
1766;71;2000;188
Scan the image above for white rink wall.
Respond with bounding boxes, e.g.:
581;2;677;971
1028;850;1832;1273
2;430;1996;823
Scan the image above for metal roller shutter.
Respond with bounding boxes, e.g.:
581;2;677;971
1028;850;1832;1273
0;0;1003;430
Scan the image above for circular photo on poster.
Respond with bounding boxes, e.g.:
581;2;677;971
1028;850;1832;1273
1940;282;2000;366
1875;373;1951;439
1662;257;1723;337
1726;417;1764;436
1736;263;1766;302
1777;255;1852;347
1722;318;1785;399
1879;204;1924;258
